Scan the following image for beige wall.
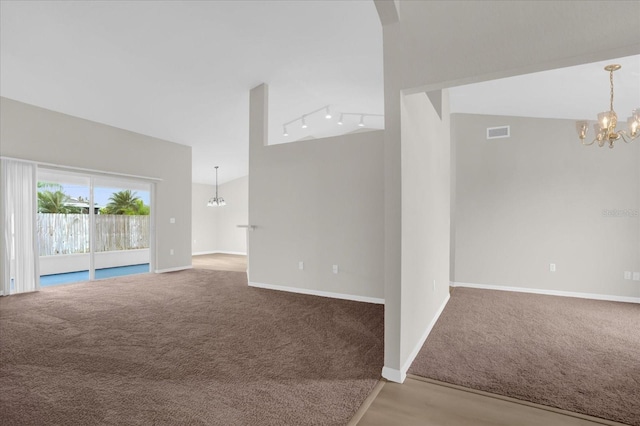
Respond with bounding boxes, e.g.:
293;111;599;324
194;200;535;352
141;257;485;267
0;97;192;272
399;91;451;367
248;84;385;300
453;113;640;299
192;176;249;255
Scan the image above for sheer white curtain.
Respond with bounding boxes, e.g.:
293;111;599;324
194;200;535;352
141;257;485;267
1;159;40;295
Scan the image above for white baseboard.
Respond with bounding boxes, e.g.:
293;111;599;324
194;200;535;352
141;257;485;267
382;366;405;384
248;281;384;304
155;265;193;274
192;251;247;256
451;281;640;304
382;293;450;384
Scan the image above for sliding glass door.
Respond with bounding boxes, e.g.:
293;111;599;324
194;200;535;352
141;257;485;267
37;169;153;286
37;170;91;286
93;177;151;279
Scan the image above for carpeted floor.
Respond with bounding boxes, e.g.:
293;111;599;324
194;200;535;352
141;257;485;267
192;253;247;272
409;287;640;426
0;269;384;425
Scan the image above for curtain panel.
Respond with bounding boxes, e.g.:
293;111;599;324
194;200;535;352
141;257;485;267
1;159;40;295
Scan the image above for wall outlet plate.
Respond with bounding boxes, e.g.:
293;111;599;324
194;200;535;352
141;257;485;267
298;261;304;270
633;272;640;281
624;271;632;280
332;265;338;274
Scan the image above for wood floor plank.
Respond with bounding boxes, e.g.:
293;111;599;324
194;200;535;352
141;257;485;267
357;378;609;426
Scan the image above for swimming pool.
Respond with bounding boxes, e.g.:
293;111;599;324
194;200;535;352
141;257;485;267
40;264;150;287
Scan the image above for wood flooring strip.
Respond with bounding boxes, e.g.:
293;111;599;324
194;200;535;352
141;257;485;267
348;380;386;426
357;377;612;426
406;374;628;426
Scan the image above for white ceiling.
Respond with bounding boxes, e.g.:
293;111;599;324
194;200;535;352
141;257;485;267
1;1;638;185
450;55;640;121
0;0;383;184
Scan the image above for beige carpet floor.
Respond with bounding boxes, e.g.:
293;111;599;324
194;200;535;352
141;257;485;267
0;269;384;425
409;288;640;426
192;253;247;272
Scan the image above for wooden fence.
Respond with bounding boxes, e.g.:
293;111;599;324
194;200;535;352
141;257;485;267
37;214;150;256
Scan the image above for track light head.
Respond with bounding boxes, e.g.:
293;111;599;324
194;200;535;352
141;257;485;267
325;107;332;119
337;113;343;125
283;125;288;137
301;115;308;129
358;115;365;127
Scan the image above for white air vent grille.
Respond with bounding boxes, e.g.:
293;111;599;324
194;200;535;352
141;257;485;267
486;126;510;139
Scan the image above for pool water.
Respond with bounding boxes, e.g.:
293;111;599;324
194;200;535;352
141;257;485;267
40;264;150;287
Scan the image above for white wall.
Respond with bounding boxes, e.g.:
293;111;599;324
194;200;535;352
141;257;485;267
192;176;248;255
374;0;640;382
398;91;451;375
452;113;640;299
0;97;192;272
215;176;248;254
248;84;385;301
192;183;217;254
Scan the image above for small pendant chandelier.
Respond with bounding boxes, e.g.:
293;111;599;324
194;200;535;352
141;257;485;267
576;64;639;149
207;166;226;207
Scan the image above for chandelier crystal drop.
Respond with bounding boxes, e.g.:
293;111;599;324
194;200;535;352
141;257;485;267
576;64;639;149
207;166;226;207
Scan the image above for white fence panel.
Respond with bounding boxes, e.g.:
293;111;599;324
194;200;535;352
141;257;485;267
37;214;149;256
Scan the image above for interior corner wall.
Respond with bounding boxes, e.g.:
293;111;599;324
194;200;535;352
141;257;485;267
248;86;384;300
216;176;248;254
453;113;640;299
192;177;248;256
399;90;451;369
192;183;217;254
0;97;192;272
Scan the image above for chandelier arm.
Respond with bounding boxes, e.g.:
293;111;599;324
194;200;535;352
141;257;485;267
581;138;597;146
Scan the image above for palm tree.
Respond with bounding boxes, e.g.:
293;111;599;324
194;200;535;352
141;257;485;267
37;181;63;191
37;190;81;213
104;190;140;215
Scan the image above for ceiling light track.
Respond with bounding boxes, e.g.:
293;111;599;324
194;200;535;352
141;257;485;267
282;106;383;136
576;64;639;149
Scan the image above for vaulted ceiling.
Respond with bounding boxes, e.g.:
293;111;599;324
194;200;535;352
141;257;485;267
1;1;637;185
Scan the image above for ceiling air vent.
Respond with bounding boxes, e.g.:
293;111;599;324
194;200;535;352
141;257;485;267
486;126;510;140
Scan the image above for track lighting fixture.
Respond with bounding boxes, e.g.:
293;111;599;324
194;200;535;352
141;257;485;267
281;106;383;138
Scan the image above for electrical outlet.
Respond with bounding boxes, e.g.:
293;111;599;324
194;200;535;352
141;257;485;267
169;218;175;224
298;261;304;270
633;272;640;281
170;249;174;255
332;265;338;274
624;271;632;280
549;263;556;272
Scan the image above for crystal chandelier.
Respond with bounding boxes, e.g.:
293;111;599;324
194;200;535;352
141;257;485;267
576;64;639;149
207;166;226;207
